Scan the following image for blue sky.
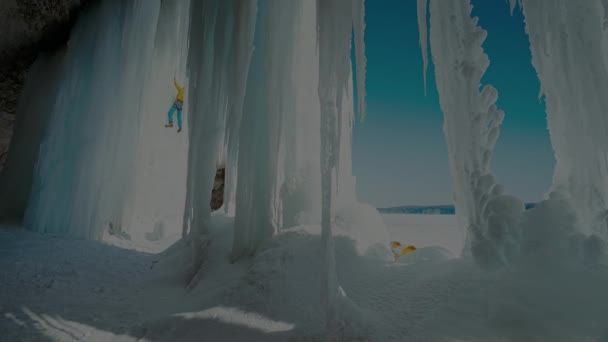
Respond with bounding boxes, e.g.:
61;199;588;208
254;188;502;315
352;0;555;208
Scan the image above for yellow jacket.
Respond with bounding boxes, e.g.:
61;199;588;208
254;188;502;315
174;79;184;102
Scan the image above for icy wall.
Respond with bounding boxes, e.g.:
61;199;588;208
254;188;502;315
23;0;161;239
420;0;524;268
4;0;192;241
520;0;608;239
128;0;191;242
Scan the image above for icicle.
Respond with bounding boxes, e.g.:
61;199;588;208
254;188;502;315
232;0;300;259
179;0;263;285
417;0;429;95
316;0;363;335
224;0;257;183
352;0;367;120
277;0;322;229
508;0;518;15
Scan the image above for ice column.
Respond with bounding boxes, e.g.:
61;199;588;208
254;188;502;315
232;0;303;258
521;0;608;238
181;0;255;281
222;0;258;216
423;0;524;268
317;0;367;333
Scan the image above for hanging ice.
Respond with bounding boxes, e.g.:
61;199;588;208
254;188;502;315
417;0;429;94
180;0;258;282
21;0;161;239
316;0;367;334
352;0;367;120
231;0;297;259
222;0;257;216
275;0;322;229
508;0;519;15
231;0;363;260
424;0;524;268
520;0;608;239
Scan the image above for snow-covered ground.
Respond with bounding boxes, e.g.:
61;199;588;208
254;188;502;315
2;213;608;342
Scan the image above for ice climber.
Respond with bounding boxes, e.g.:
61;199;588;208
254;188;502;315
390;241;416;261
165;78;184;132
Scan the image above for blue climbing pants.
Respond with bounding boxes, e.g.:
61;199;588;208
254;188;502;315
168;100;183;128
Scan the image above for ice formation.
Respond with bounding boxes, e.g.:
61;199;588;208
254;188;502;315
221;0;258;217
226;0;363;262
22;0;161;239
316;0;362;334
129;0;191;242
352;0;367;120
520;0;608;239
420;0;524;268
508;0;519;15
0;1;368;287
232;0;301;259
180;0;252;276
418;0;608;268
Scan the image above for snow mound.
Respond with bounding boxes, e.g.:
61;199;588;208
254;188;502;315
138;225;384;341
333;203;392;260
5;214;608;341
237;228;386;341
519;193;580;264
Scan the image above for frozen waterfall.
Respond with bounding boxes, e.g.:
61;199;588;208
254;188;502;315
23;0;161;239
0;0;366;281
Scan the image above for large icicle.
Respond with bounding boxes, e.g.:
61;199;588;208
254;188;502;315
182;0;253;284
428;0;523;268
22;0;161;239
334;70;357;210
521;0;608;239
276;0;322;229
232;0;302;259
222;0;258;215
352;0;367;120
508;0;519;15
316;0;367;335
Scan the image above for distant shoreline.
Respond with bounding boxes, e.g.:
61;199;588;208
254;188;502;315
377;203;537;215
